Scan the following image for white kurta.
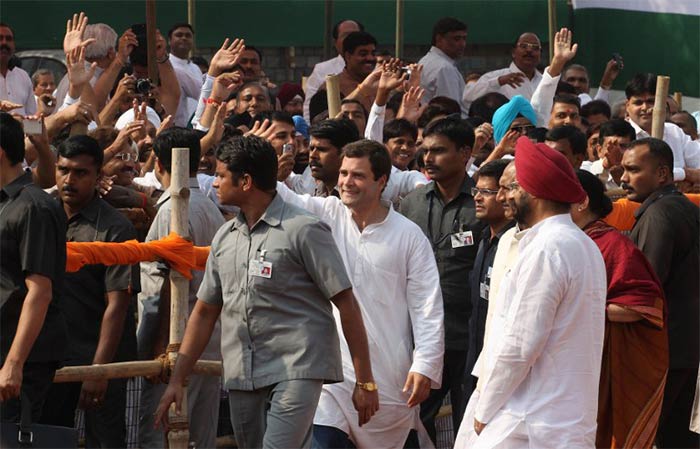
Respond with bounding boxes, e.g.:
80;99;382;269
303;55;346;122
276;183;444;448
418;46;467;116
456;214;606;449
462;62;543;114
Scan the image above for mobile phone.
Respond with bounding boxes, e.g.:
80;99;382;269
612;52;623;67
22;119;42;135
400;66;412;81
282;143;294;154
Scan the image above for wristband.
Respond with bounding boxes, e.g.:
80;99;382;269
205;97;222;106
157;53;170;64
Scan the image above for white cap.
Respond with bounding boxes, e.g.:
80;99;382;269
115;106;162;130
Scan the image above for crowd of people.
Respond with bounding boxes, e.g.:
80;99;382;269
1;10;699;449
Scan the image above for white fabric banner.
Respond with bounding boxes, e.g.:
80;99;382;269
571;0;700;16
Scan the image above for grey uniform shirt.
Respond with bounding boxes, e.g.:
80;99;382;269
198;193;350;391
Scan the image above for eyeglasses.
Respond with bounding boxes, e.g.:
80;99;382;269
517;42;541;51
114;152;138;162
471;187;499;197
510;124;535;134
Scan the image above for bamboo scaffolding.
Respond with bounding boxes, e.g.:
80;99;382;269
326;74;341;118
652;76;670;139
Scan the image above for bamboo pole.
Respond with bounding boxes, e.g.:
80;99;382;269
326;74;341;118
187;0;195;56
395;0;404;59
53;360;222;383
167;147;191;449
547;0;557;62
651;76;670;139
146;0;159;85
673;91;682;111
323;0;334;61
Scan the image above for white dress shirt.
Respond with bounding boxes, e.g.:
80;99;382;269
627;119;700;181
418;46;467;116
456;214;607;448
0;66;36;116
276;183;444;448
170;53;204;127
304;55;346;122
463;62;543;115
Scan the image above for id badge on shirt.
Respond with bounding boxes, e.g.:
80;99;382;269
451;230;474;248
249;259;272;278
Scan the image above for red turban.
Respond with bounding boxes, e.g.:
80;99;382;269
514;136;586;204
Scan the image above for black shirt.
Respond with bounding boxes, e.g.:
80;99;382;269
465;222;515;391
630;184;699;369
400;177;485;350
0;171;67;364
63;196;140;365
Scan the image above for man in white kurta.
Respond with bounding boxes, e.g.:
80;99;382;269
456;137;607;449
276;139;444;448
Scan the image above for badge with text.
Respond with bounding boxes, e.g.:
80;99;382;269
450;230;474;248
249;259;272;278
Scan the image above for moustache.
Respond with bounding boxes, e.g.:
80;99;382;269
0;45;11;52
309;161;323;168
620;183;633;191
61;186;78;194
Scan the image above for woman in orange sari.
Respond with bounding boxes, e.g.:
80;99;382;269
572;170;668;449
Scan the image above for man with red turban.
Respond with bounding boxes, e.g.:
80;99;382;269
455;137;608;448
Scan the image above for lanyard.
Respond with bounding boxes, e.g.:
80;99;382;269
427;193;466;248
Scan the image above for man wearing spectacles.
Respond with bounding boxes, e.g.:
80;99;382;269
462;32;543;112
464;160;514;398
624;73;700;183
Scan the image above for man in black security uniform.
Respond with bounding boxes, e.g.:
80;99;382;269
621;137;700;449
0;112;67;421
40;135;139;448
399;116;484;442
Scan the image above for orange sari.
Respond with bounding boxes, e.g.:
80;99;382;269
585;220;668;449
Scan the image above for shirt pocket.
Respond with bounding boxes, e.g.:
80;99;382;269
248;248;292;293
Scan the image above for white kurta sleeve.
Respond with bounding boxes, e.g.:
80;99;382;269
593;86;611;104
405;233;445;388
530;67;560;127
303;63;328;123
364;103;386;143
191;74;215;129
462;71;502;113
474;248;565;424
276;181;342;222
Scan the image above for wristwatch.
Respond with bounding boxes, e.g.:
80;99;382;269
355;381;378;392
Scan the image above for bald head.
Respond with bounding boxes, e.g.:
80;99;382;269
512;33;541;77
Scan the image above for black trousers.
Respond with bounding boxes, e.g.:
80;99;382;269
419;349;468;443
657;365;700;449
0;362;57;423
40;378;127;449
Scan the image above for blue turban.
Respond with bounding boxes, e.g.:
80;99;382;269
293;115;309;140
492;95;537;143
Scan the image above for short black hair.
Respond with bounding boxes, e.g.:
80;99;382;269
598;119;635;145
431;17;467;46
215;135;277;191
555;81;578;97
341;98;368;119
271;111;295;128
243;45;263;63
386;91;404;115
191;55;208;69
57;135;104;168
332;19;364;40
625;73;656;99
153;127;201;176
672;110;698;130
428;96;461;116
343;139;392;183
237;81;269;99
167;23;193;40
576;169;613;218
630;137;674;171
0;112;24;165
468;92;509;123
309;118;360;152
581;99;611;120
383;119;418;143
342;31;377;55
552;95;581;111
422;115;475;150
476;159;509;182
545;125;587;157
